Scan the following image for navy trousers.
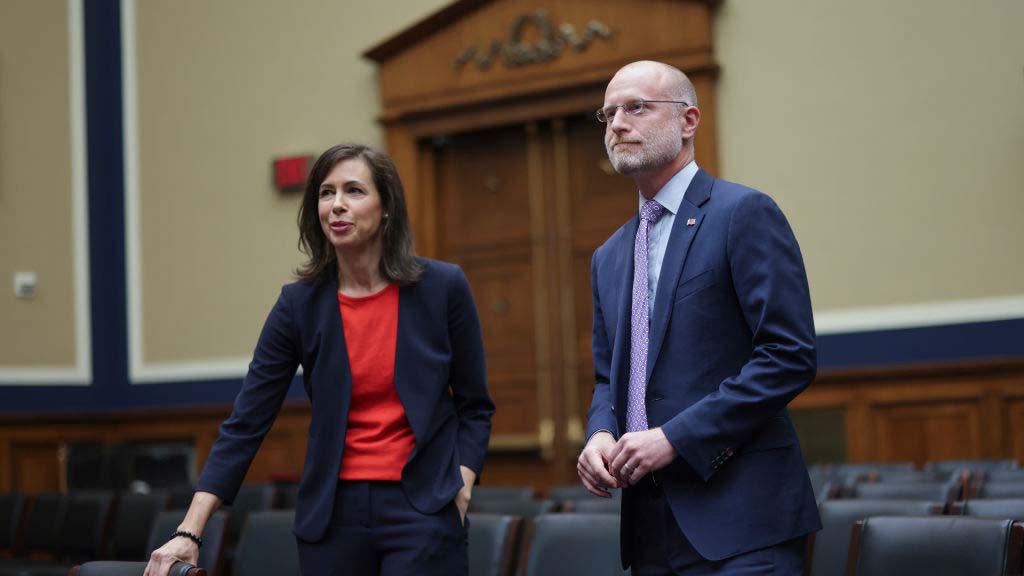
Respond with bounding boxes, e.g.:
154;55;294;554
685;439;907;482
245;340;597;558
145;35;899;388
296;481;468;576
626;476;806;575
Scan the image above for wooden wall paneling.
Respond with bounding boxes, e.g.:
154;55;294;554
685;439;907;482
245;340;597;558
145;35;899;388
871;400;983;464
525;122;557;460
551;118;584;451
843;400;873;463
0;440;10;492
434;124;552;454
1007;398;1024;464
563;113;638;444
12;441;62;494
415;141;439;258
383;124;430;256
979;389;1005;459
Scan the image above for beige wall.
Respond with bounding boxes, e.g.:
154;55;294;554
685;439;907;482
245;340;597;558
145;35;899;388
130;0;449;366
3;0;1022;378
714;0;1024;311
0;0;77;368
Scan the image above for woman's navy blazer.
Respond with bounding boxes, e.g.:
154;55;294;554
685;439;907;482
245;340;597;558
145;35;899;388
195;258;494;543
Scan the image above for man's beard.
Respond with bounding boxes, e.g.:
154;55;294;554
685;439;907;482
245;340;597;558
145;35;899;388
606;125;682;176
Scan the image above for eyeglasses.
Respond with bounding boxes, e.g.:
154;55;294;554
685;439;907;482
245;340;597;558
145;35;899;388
595;99;691;123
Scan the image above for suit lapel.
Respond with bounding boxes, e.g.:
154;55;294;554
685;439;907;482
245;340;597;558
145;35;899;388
611;216;640;418
645;169;713;382
315;274;352;418
392;283;421;442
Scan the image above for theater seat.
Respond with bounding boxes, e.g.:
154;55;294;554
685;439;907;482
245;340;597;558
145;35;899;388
231;510;298;576
810;499;943;576
147;511;228;576
470;499;556;518
69;560;205;576
953;499;1024;521
847;516;1024;576
0;493;25;554
517;513;625;576
467;513;521;576
107;492;169;560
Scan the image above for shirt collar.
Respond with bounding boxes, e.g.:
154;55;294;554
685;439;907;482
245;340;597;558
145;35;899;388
638;160;698;217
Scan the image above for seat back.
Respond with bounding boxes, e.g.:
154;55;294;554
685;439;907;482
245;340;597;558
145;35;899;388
471;499;557;518
148;510;229;576
273;483;298;510
978;482;1024;499
231;510;299;576
108;492;169;559
472;486;536;503
71;560;206;576
564;498;619;514
985;470;1024;483
925;459;1019;476
957;499;1024;521
222;484;275;548
22;491;68;555
0;492;25;552
546;485;592;503
811;499;943;576
518;513;625;576
58;490;116;560
467;513;521;576
849;481;960;502
847;516;1024;576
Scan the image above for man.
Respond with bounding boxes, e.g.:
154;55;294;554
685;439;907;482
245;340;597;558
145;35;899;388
577;60;821;575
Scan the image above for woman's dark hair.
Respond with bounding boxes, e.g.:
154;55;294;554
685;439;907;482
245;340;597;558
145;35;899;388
296;143;422;285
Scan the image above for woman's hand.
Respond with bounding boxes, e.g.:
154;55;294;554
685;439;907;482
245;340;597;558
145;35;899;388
455;465;476;525
143;537;198;576
144;490;221;576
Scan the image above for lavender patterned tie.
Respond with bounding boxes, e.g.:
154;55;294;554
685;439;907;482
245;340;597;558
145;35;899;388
627;199;664;433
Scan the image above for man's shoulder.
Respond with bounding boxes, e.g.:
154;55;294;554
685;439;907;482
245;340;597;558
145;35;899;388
706;174;768;208
593;219;634;261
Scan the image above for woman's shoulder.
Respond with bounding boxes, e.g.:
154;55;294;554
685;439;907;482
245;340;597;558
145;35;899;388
279;276;334;301
412;257;465;282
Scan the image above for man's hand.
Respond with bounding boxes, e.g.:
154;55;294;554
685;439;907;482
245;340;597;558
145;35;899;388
577;431;621;497
455;465;476;526
608;427;677;486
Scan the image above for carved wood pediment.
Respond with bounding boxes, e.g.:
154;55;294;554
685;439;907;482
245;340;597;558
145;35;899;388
365;0;719;122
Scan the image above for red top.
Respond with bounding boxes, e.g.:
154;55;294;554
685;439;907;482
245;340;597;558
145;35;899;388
336;284;415;481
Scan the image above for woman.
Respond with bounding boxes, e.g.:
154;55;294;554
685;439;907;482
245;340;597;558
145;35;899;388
145;144;494;576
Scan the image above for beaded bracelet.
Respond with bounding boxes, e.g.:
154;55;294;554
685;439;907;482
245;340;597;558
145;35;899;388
172;529;203;548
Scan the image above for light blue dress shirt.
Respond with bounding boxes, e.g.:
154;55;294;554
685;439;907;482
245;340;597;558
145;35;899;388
640;161;698;316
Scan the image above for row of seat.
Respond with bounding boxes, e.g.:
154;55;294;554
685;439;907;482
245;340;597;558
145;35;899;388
811;497;1024;576
18;494;1024;576
809;459;1024;502
71;510;622;576
0;489;255;576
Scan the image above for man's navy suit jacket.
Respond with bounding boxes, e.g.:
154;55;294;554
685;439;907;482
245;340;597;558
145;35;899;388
196;258;494;543
586;169;822;562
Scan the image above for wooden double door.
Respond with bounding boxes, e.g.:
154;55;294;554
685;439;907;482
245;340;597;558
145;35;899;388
429;114;636;484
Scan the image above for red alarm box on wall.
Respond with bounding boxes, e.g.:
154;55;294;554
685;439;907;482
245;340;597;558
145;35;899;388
273;155;311;191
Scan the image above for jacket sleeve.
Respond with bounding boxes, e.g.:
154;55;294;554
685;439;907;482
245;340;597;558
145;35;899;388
585;249;618;441
195;288;301;504
661;192;817;482
447;266;495;475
